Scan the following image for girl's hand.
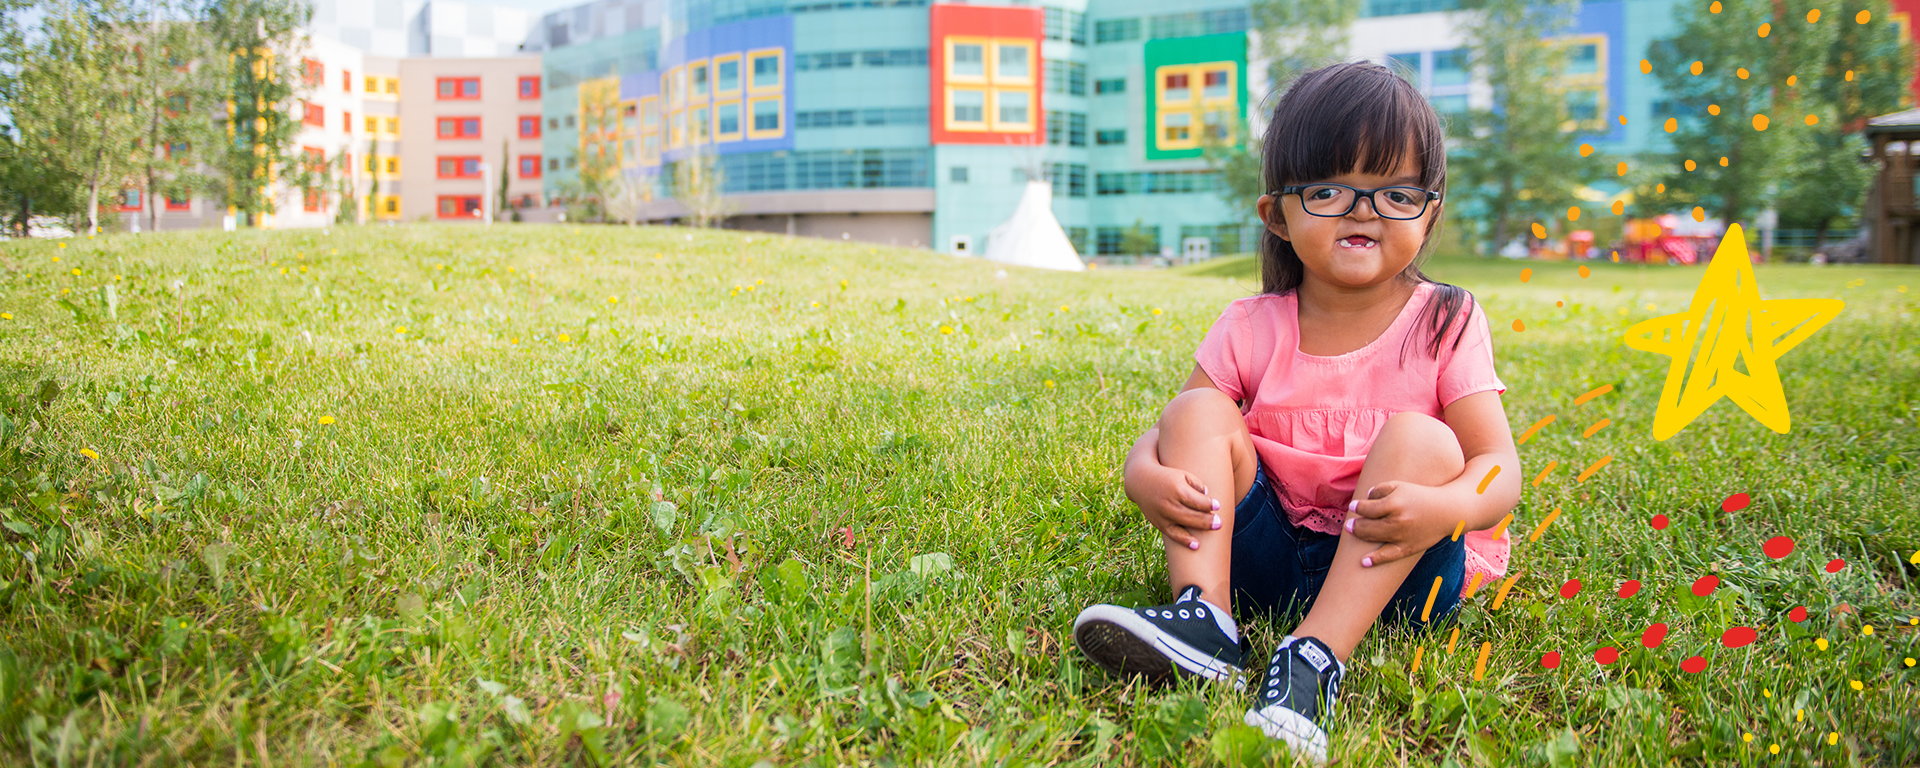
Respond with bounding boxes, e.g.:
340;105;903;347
1345;481;1461;567
1125;461;1222;551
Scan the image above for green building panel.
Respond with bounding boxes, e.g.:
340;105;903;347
1141;32;1247;161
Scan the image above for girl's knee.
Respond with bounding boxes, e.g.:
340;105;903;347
1162;388;1247;431
1377;411;1463;464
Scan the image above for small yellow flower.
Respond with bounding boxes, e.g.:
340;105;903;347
114;275;122;281
318;416;335;425
1862;625;1874;635
60;288;69;295
1;313;11;320
330;249;337;255
607;296;619;304
1829;732;1840;745
510;337;519;344
1617;307;1630;316
395;326;408;334
1906;657;1916;667
1816;638;1829;651
1849;680;1863;691
558;333;572;342
1058;305;1069;312
1763;688;1772;697
1899;285;1909;293
810;301;820;308
939;325;953;335
1644;303;1656;311
1044;380;1055;389
964;296;974;302
279;267;287;274
70;268;81;276
839;279;848;289
755;279;764;285
1769;744;1779;755
1152;308;1163;316
79;448;99;460
299;266;308;273
1742;733;1753;743
507;266;516;272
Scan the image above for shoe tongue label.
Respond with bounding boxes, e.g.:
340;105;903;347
1297;641;1335;673
1177;586;1201;603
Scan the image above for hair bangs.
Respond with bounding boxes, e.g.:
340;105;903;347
1263;65;1446;194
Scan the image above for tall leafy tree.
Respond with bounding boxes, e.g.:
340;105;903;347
1771;0;1909;245
13;0;145;235
0;0;84;234
128;0;223;232
1250;0;1357;93
1449;0;1606;251
206;0;311;226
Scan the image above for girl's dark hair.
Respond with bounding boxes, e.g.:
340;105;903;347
1258;60;1473;359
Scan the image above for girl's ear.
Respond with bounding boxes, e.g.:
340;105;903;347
1257;194;1290;242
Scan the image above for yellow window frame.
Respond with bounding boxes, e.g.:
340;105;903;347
747;48;784;94
1158;109;1197;151
713;100;743;142
944;86;989;132
1198;64;1236;108
992;40;1034;86
691;105;711;144
945;36;990;84
666;66;684;108
746;95;784;140
1155;64;1201;109
712;53;742;98
990;87;1034;132
669;108;686;149
1550;33;1608;88
640;133;661;166
689;59;711;102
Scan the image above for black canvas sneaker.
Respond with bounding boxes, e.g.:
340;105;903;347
1072;586;1244;684
1244;635;1344;765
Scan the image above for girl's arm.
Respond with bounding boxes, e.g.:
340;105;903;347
1347;390;1522;565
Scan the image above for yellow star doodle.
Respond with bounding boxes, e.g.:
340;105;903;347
1622;224;1844;441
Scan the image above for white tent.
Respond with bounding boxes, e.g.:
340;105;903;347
983;180;1086;272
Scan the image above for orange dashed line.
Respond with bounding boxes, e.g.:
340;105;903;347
1528;508;1563;542
1451;520;1467;541
1574;384;1614;405
1582;418;1611;437
1421;576;1445;622
1491;571;1525;610
1463;572;1488;599
1576;455;1614;482
1446;626;1462;653
1517;414;1556;444
1476;465;1503;494
1489;512;1515;541
1472;641;1493;681
1532;461;1559;487
1411;645;1426;676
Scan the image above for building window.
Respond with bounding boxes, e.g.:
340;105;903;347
1046;60;1087;96
691;61;710;100
715;101;741;141
943;36;1038;134
303;101;324;127
997;91;1030;126
385;117;399;135
437;156;482;178
1043;7;1087;45
749;50;783;91
382;197;399;215
1566;43;1599;76
437;77;481;100
343;110;353;133
166;195;190;211
1094;77;1125;95
385;157;399;174
302;58;324;86
520;116;542;138
950;89;985;125
748;96;784;138
548;158;559;171
1094;18;1140;44
117;189;142;212
437;117;481;138
304;189;322;212
342;70;352;92
1154;62;1236;152
951;43;985;78
715;55;741;94
1433;48;1469;87
519;154;542;178
1096;129;1125;145
519;76;541;99
691;105;710;143
365;75;379;93
437;196;482;219
950;166;968;183
1094;170;1221;195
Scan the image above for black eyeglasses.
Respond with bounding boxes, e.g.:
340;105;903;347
1273;183;1442;220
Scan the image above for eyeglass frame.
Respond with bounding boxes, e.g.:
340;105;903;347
1270;183;1443;221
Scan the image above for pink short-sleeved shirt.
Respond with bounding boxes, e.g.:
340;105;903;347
1194;281;1510;597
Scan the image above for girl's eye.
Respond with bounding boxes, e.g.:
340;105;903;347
1306;187;1338;200
1383;189;1417;205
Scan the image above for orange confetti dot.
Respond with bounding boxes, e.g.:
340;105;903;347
1656;183;1666;193
1578;265;1591;278
1857;10;1871;23
1709;0;1721;11
1618;114;1627;125
1616;161;1628;176
1787;74;1797;86
1611;200;1625;215
1512;319;1526;332
1556;300;1564;307
1708;104;1720;115
1610;251;1620;262
1753;114;1769;130
1805;114;1819;125
1579;143;1594;156
1719;156;1729;166
1737;67;1750;79
1758;22;1771;36
1692;207;1706;222
1567;206;1582;221
1531;222;1547;239
1639;58;1652;74
1689;60;1703;75
1685;159;1697;171
1846;70;1855;81
1520;268;1532;282
1664;117;1678;133
1807;8;1820;22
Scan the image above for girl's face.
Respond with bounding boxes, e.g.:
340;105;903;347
1256;151;1440;292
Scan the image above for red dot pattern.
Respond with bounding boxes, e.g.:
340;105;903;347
1826;558;1846;573
1681;655;1709;673
1560;579;1583;599
1642;623;1669;649
1789;606;1808;622
1540;651;1562;668
1594;646;1620;665
1722;626;1758;648
1722;493;1751;512
1763;536;1795;559
1651;514;1670;530
1692;575;1720;597
1617;579;1641;598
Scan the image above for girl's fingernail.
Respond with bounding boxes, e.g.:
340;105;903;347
1211;514;1222;530
1361;556;1374;568
1211;498;1221;511
1347;499;1358;514
1189;540;1200;551
1344;517;1356;534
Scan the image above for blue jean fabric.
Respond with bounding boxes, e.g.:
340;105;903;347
1229;463;1466;629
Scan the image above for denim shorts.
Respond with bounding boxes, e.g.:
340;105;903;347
1229;463;1466;629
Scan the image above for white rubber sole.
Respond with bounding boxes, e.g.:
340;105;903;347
1071;604;1242;685
1245;704;1329;765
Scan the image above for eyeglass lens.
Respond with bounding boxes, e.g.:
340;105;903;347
1299;184;1429;219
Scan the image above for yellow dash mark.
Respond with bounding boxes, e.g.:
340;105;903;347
1411;645;1425;676
1421;576;1445;622
1532;461;1559;487
1476;465;1503;494
1574;384;1614;405
1528;508;1563;543
1576;455;1614;482
1491;572;1525;610
1447;626;1462;653
1452;520;1468;541
1581;418;1611;438
1463;573;1488;600
1472;642;1492;681
1489;513;1515;541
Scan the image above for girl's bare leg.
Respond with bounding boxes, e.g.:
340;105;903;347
1155;388;1259;603
1289;411;1465;660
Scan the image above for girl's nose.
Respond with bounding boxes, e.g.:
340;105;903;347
1347;195;1380;220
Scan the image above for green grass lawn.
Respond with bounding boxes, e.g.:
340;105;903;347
0;225;1915;766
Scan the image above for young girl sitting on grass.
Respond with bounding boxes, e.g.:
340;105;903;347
1073;61;1521;763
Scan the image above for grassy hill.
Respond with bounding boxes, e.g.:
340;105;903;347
0;225;1915;765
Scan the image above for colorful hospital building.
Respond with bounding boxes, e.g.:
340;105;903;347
123;0;1918;258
